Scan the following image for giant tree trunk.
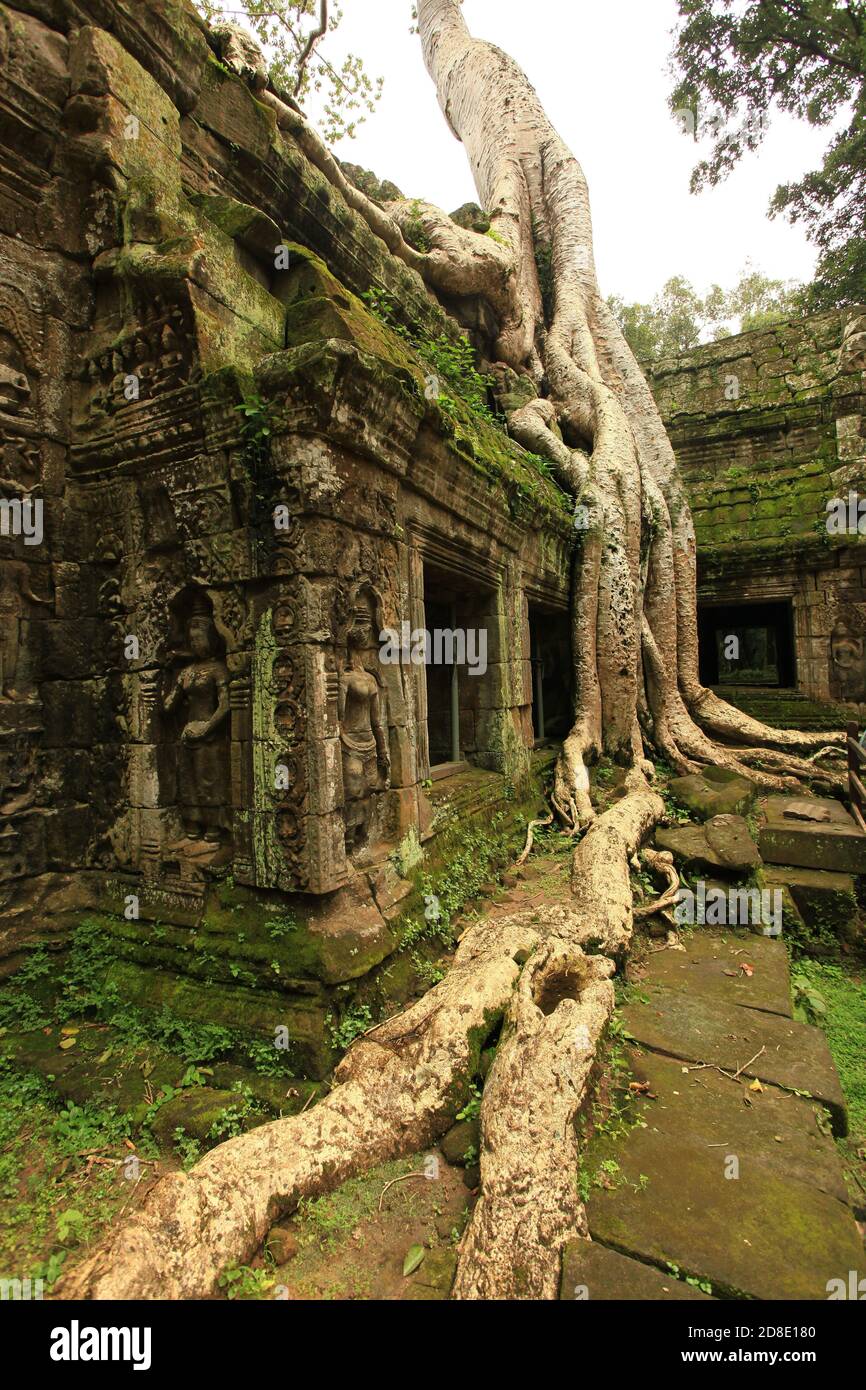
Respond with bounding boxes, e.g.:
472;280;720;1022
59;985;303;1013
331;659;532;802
64;0;844;1302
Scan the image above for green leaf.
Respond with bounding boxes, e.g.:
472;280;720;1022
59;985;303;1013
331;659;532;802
402;1244;425;1277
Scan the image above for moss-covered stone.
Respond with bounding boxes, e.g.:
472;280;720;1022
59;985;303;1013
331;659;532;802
104;959;333;1079
668;769;756;821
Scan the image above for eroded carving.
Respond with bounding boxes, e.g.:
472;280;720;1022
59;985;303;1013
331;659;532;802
162;594;231;854
337;583;390;859
0;560;51;700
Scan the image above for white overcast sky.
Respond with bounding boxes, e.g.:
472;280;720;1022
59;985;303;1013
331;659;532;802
312;0;832;303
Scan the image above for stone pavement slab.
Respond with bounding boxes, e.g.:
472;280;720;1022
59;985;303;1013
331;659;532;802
621;985;847;1132
586;1125;863;1301
639;931;792;1018
657;814;761;874
560;1238;713;1300
669;769;756;822
624;1048;848;1204
759;794;866;874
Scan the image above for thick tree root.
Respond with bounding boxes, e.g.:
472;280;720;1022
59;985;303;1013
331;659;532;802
452;943;614;1299
62;914;538;1300
633;848;680;920
62;782;664;1302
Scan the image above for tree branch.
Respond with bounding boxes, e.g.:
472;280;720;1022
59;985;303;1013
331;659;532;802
294;0;328;94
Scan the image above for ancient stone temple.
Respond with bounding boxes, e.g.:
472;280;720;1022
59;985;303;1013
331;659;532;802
649;309;866;728
0;0;571;1075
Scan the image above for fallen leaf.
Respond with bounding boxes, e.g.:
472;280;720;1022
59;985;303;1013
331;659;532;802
59;1037;77;1050
403;1244;425;1277
60;1026;79;1036
749;1078;763;1093
628;1081;652;1094
740;963;754;977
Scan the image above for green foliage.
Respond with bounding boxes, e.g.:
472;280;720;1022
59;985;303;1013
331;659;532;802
402;199;432;253
607;265;802;362
207;1085;260;1142
172;1127;203;1171
195;1;383;143
51;1100;130;1157
245;1036;297;1077
0;1061;134;1284
235;392;272;467
456;1083;482;1124
327;1003;373;1051
791;959;866;1140
362;287;496;422
265;912;298;940
669;0;866;309
0;948;52;1030
792;973;828;1024
218;1262;276;1300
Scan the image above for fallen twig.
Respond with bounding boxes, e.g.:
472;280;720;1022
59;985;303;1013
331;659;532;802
733;1045;766;1081
378;1171;428;1212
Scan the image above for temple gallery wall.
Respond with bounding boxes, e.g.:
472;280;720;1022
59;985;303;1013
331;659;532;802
0;0;577;1074
647;308;866;726
1;0;863;1082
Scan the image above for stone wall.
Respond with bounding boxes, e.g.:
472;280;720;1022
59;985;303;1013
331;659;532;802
648;309;866;721
0;0;571;1062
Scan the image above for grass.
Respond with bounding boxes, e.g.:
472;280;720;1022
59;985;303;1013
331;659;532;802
0;1062;145;1293
292;1157;424;1255
792;959;866;1144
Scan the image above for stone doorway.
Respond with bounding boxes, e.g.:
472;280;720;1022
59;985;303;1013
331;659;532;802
698;599;796;688
529;607;572;741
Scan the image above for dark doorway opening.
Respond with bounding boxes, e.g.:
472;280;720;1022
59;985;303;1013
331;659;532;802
422;566;495;771
529;607;573;740
698;600;796;688
424;593;456;766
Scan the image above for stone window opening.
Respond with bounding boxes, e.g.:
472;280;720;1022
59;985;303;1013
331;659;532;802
698;599;796;689
421;566;497;777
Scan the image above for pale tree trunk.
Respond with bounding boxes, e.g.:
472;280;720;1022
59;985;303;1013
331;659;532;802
64;0;845;1302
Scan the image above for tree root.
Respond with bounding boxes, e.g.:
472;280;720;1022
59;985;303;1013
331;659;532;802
62;780;666;1302
452;942;615;1299
62;914;539;1300
633;847;680;920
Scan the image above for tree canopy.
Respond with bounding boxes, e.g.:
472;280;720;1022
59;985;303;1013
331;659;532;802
669;0;866;310
195;0;382;141
607;267;803;361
